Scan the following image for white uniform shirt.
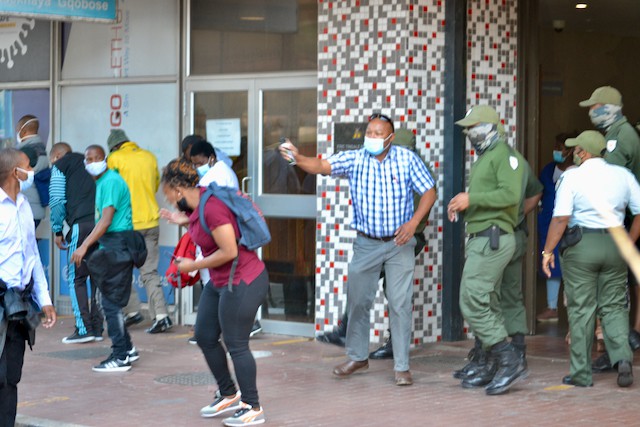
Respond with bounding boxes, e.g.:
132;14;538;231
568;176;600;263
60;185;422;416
0;188;52;307
554;158;640;228
196;161;240;284
199;161;239;189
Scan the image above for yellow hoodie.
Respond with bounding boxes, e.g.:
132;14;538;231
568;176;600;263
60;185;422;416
107;141;160;230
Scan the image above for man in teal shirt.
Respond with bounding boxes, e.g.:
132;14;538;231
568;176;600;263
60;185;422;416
71;145;139;373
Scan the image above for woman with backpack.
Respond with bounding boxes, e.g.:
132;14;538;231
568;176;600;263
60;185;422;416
161;159;269;426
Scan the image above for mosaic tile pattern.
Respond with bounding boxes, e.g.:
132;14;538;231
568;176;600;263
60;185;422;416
316;0;447;345
316;0;519;344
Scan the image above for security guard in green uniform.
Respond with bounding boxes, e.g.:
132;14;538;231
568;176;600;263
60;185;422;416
452;115;542;387
448;105;527;395
580;86;640;367
542;130;640;388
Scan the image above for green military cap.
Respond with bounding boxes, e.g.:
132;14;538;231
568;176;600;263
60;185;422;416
455;105;500;127
578;86;623;107
393;128;416;149
564;130;606;156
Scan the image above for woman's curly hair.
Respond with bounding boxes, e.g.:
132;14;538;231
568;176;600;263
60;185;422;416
161;158;199;188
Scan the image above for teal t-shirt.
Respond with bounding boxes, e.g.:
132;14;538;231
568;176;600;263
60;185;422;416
96;169;133;233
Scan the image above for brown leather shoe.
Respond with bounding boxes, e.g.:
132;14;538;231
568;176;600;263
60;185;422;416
395;370;413;386
333;359;369;377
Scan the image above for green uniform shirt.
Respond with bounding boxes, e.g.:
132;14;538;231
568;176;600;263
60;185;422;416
604;117;640;182
96;169;133;233
515;151;543;225
466;139;524;234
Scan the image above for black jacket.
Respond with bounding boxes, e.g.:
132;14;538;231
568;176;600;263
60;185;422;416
87;231;147;307
54;152;96;225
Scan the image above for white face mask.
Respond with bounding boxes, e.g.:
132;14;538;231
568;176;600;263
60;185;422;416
15;118;38;145
84;159;108;176
16;167;35;191
363;133;393;156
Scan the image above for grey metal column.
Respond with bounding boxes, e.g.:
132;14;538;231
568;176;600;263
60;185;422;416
441;0;467;341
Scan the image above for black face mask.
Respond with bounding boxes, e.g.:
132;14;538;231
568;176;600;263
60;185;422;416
176;197;192;214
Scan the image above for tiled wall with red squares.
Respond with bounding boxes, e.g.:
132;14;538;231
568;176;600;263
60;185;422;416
316;0;518;345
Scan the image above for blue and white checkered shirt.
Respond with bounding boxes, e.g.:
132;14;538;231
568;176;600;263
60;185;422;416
328;146;435;237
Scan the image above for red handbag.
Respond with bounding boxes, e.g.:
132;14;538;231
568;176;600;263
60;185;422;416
165;232;201;288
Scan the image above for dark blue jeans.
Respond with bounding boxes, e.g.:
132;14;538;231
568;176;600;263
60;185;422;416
195;268;269;407
101;294;132;360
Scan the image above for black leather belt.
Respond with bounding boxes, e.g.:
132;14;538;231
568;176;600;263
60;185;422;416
357;232;395;242
468;227;508;239
581;227;608;234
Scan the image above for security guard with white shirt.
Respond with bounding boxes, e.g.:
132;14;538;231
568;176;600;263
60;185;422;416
542;130;640;388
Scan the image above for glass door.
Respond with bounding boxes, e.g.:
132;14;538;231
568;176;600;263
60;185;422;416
184;74;317;336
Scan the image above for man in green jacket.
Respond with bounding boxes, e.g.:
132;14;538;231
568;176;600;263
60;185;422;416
447;105;527;395
580;86;640;370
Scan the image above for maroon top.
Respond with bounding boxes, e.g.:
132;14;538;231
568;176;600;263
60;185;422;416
188;190;265;287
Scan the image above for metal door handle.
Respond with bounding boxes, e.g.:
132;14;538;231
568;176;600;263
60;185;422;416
241;176;251;196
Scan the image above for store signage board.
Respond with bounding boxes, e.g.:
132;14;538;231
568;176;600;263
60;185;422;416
334;122;367;152
0;0;117;22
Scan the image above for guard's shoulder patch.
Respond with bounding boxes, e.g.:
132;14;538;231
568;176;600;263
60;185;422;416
509;155;519;170
607;139;617;152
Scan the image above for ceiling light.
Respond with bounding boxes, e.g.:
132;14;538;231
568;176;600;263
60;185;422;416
575;3;588;9
240;16;265;21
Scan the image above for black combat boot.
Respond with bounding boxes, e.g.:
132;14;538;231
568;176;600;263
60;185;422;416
461;351;498;388
317;312;348;347
484;340;528;395
510;334;529;378
369;331;393;359
453;337;485;380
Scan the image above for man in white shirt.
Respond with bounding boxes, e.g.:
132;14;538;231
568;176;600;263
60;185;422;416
0;148;56;426
190;140;239;189
542;130;640;388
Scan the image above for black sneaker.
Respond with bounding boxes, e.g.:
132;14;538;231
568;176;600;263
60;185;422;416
128;347;140;363
249;320;262;338
125;312;144;328
62;330;95;344
146;316;173;334
93;329;104;342
92;355;131;372
188;336;198;345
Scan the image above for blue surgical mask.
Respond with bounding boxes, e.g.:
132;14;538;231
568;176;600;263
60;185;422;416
16;167;34;191
196;163;210;178
552;150;566;163
363;134;393;156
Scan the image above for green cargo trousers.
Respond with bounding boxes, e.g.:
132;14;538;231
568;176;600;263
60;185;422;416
561;232;632;386
460;233;516;350
500;228;528;336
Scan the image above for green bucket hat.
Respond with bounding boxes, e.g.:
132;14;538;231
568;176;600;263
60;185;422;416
578;86;622;107
455;105;500;127
107;129;129;151
564;130;606;156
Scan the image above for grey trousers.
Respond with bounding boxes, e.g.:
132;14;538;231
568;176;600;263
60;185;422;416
345;234;416;372
125;226;168;319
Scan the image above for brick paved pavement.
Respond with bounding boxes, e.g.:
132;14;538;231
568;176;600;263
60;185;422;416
15;316;640;427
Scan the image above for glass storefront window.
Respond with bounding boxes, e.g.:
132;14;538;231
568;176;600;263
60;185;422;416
0;18;50;82
262;88;317;195
190;0;318;75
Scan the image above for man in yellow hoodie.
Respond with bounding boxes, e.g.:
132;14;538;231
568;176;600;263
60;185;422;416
107;129;172;334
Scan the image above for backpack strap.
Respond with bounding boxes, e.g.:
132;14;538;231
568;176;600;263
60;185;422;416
198;188;238;292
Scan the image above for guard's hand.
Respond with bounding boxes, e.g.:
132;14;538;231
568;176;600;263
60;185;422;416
394;221;418;246
541;253;555;278
70;245;87;267
448;192;470;214
41;305;57;328
54;235;68;250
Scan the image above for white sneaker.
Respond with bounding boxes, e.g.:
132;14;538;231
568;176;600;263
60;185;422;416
200;390;241;418
92;356;131;372
223;402;265;426
128;347;140;362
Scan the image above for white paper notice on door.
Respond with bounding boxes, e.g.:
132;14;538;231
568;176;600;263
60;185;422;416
206;118;241;157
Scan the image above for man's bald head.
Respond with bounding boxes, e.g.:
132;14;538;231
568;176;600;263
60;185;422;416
50;142;72;164
16;115;39;136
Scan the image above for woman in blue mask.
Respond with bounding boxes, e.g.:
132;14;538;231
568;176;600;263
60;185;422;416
537;132;576;323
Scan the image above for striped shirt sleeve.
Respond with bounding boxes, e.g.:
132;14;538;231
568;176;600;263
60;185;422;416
49;166;67;233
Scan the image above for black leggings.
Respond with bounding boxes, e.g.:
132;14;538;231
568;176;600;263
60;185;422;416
195;269;269;407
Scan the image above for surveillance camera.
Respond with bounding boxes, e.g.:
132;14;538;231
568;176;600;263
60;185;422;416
553;20;565;32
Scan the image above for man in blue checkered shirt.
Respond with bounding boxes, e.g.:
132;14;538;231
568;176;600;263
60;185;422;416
280;113;436;386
